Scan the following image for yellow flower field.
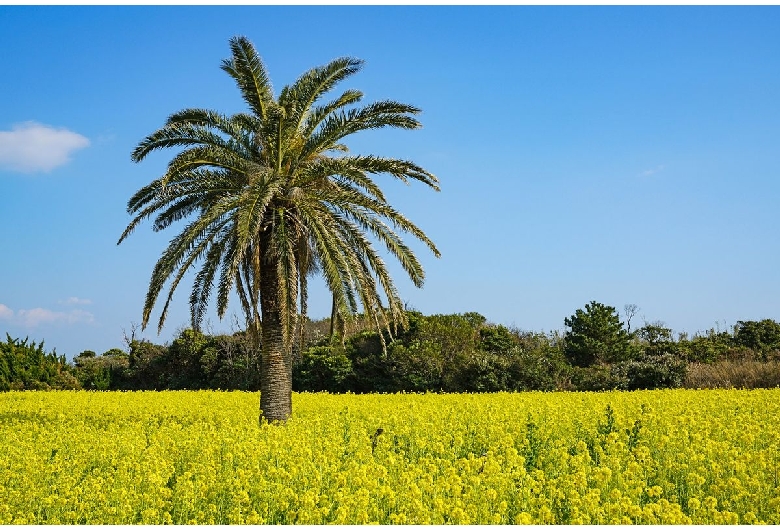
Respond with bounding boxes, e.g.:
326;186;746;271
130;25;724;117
1;389;778;524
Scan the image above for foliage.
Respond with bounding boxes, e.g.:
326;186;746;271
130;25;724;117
345;331;397;393
478;325;515;354
123;339;172;390
635;322;678;357
6;312;779;394
677;328;734;363
0;334;76;391
2;389;779;524
201;333;261;391
302;313;573;393
73;349;129;390
620;354;687;390
564;301;634;367
506;337;572;391
70;329;262;392
570;364;628;391
458;349;512;393
732;319;780;360
293;345;353;393
123;330;261;391
392;312;482;392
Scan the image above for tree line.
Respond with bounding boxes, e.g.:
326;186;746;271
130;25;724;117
3;301;779;393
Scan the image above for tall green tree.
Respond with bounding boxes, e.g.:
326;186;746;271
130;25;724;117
733;319;780;359
563;301;633;367
118;36;440;422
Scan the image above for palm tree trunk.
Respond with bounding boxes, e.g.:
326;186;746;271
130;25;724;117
329;295;345;344
259;247;292;423
330;295;337;338
260;318;291;422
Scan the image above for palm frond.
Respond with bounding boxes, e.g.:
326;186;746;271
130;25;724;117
142;205;234;331
302;100;422;158
280;58;363;143
300;89;363;141
190;232;229;330
220;36;274;120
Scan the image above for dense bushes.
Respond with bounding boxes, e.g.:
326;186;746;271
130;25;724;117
0;334;77;390
66;330;262;391
2;305;779;393
111;331;261;391
73;349;129;390
291;313;573;394
292;346;353;393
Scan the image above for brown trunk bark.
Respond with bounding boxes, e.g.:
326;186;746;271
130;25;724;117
258;241;292;423
259;324;291;422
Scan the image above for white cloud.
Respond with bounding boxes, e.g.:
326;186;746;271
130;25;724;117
17;308;94;327
0;304;13;320
0;302;94;328
640;165;666;177
0;121;90;173
60;297;92;306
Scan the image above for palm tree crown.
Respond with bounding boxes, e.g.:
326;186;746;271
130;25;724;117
119;36;440;421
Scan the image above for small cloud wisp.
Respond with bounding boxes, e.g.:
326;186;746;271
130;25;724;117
59;297;92;306
640;164;666;178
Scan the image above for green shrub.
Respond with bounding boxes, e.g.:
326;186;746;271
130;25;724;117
345;331;397;393
0;334;75;391
508;344;572;391
733;319;780;360
73;350;129;390
622;354;687;390
200;333;261;391
678;329;733;363
570;365;627;391
479;325;515;354
294;346;353;393
459;351;511;392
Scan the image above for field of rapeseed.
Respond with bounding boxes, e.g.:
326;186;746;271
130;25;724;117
1;389;779;524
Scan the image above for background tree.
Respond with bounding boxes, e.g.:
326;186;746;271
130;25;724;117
73;348;129;390
622;321;686;390
733;319;780;360
119;36;439;421
0;334;77;391
636;321;677;357
388;312;482;391
563;301;633;368
506;330;571;391
202;332;262;390
677;327;733;363
623;304;639;334
293;345;353;393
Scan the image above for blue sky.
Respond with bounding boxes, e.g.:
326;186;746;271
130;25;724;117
1;6;778;358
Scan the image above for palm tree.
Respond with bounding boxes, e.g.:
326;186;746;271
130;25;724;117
118;36;440;422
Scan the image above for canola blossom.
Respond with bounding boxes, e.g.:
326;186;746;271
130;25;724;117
1;389;779;524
